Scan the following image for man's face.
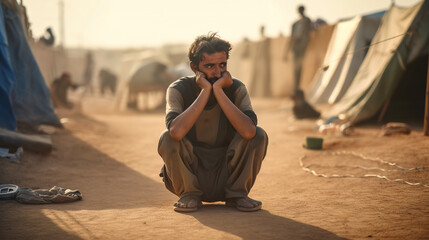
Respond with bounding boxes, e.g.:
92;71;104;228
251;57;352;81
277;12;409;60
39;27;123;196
194;51;227;84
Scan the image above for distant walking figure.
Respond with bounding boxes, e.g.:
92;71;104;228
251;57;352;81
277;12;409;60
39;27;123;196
83;51;94;93
284;5;312;93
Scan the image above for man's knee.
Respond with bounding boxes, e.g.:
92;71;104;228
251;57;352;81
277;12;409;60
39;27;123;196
158;130;180;157
253;127;268;144
251;127;268;157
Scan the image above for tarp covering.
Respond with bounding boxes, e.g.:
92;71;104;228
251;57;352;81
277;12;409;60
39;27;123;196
324;0;429;124
307;13;383;104
2;3;61;128
0;4;16;130
129;61;170;86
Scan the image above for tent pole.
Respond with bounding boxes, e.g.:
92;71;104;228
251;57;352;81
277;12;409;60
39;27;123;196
377;93;392;123
424;51;429;136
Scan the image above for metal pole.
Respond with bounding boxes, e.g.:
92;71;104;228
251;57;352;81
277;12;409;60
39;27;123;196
59;0;64;47
424;49;429;136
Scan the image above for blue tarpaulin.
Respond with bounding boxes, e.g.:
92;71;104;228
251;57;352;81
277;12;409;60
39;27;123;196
2;4;61;128
0;4;16;131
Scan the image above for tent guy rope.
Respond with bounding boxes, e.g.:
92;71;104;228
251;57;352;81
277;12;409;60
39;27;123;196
299;150;429;188
320;31;413;71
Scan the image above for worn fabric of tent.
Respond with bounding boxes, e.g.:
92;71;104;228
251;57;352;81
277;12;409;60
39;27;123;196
324;0;429;124
129;61;170;86
2;3;61;128
228;24;334;98
300;24;335;91
249;37;271;97
0;3;16;131
307;12;383;104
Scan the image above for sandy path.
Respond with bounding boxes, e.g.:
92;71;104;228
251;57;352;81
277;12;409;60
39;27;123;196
1;97;428;240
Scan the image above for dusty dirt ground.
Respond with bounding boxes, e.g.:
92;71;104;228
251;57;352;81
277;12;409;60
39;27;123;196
1;96;429;240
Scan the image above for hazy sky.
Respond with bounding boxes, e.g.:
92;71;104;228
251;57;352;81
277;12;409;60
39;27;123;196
23;0;422;49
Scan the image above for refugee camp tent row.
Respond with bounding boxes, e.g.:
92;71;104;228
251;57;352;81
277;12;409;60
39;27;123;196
229;0;428;127
307;11;384;104
228;24;334;98
0;1;59;153
322;0;429;124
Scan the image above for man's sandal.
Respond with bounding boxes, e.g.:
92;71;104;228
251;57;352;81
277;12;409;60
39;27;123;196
226;196;262;212
173;195;202;212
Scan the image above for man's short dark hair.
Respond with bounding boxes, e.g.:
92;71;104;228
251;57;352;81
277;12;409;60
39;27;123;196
298;5;305;14
188;33;232;65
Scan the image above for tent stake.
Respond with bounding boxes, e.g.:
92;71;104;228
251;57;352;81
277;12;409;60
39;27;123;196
424;51;429;136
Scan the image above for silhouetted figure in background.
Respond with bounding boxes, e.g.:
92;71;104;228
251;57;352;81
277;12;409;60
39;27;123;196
99;69;117;96
284;5;312;94
39;27;55;46
50;72;78;109
83;51;94;93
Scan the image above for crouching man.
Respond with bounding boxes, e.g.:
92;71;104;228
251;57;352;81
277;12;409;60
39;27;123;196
158;33;268;212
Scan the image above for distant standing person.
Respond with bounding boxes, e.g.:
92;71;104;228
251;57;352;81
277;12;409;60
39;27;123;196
83;51;94;94
284;5;312;94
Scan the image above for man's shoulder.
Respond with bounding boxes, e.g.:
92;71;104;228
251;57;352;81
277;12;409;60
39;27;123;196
224;78;246;99
168;76;196;98
231;78;245;89
169;76;195;89
304;17;312;24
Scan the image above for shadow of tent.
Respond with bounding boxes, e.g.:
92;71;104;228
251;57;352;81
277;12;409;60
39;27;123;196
191;206;348;240
0;118;169;239
0;203;84;240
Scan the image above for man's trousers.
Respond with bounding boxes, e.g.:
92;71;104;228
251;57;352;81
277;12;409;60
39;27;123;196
158;127;268;202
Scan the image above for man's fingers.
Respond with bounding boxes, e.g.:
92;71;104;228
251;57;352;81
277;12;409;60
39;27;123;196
222;71;231;79
197;71;207;79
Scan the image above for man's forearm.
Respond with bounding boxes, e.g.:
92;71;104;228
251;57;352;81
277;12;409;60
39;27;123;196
169;87;211;141
213;86;256;140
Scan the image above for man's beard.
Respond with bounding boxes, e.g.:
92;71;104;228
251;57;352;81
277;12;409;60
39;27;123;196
207;77;219;84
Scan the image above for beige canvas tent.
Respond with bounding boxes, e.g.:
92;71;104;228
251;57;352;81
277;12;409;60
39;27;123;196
322;0;429;124
307;13;383;104
228;24;334;98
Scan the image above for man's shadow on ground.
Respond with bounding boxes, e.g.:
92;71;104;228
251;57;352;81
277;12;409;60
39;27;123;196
188;204;348;240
